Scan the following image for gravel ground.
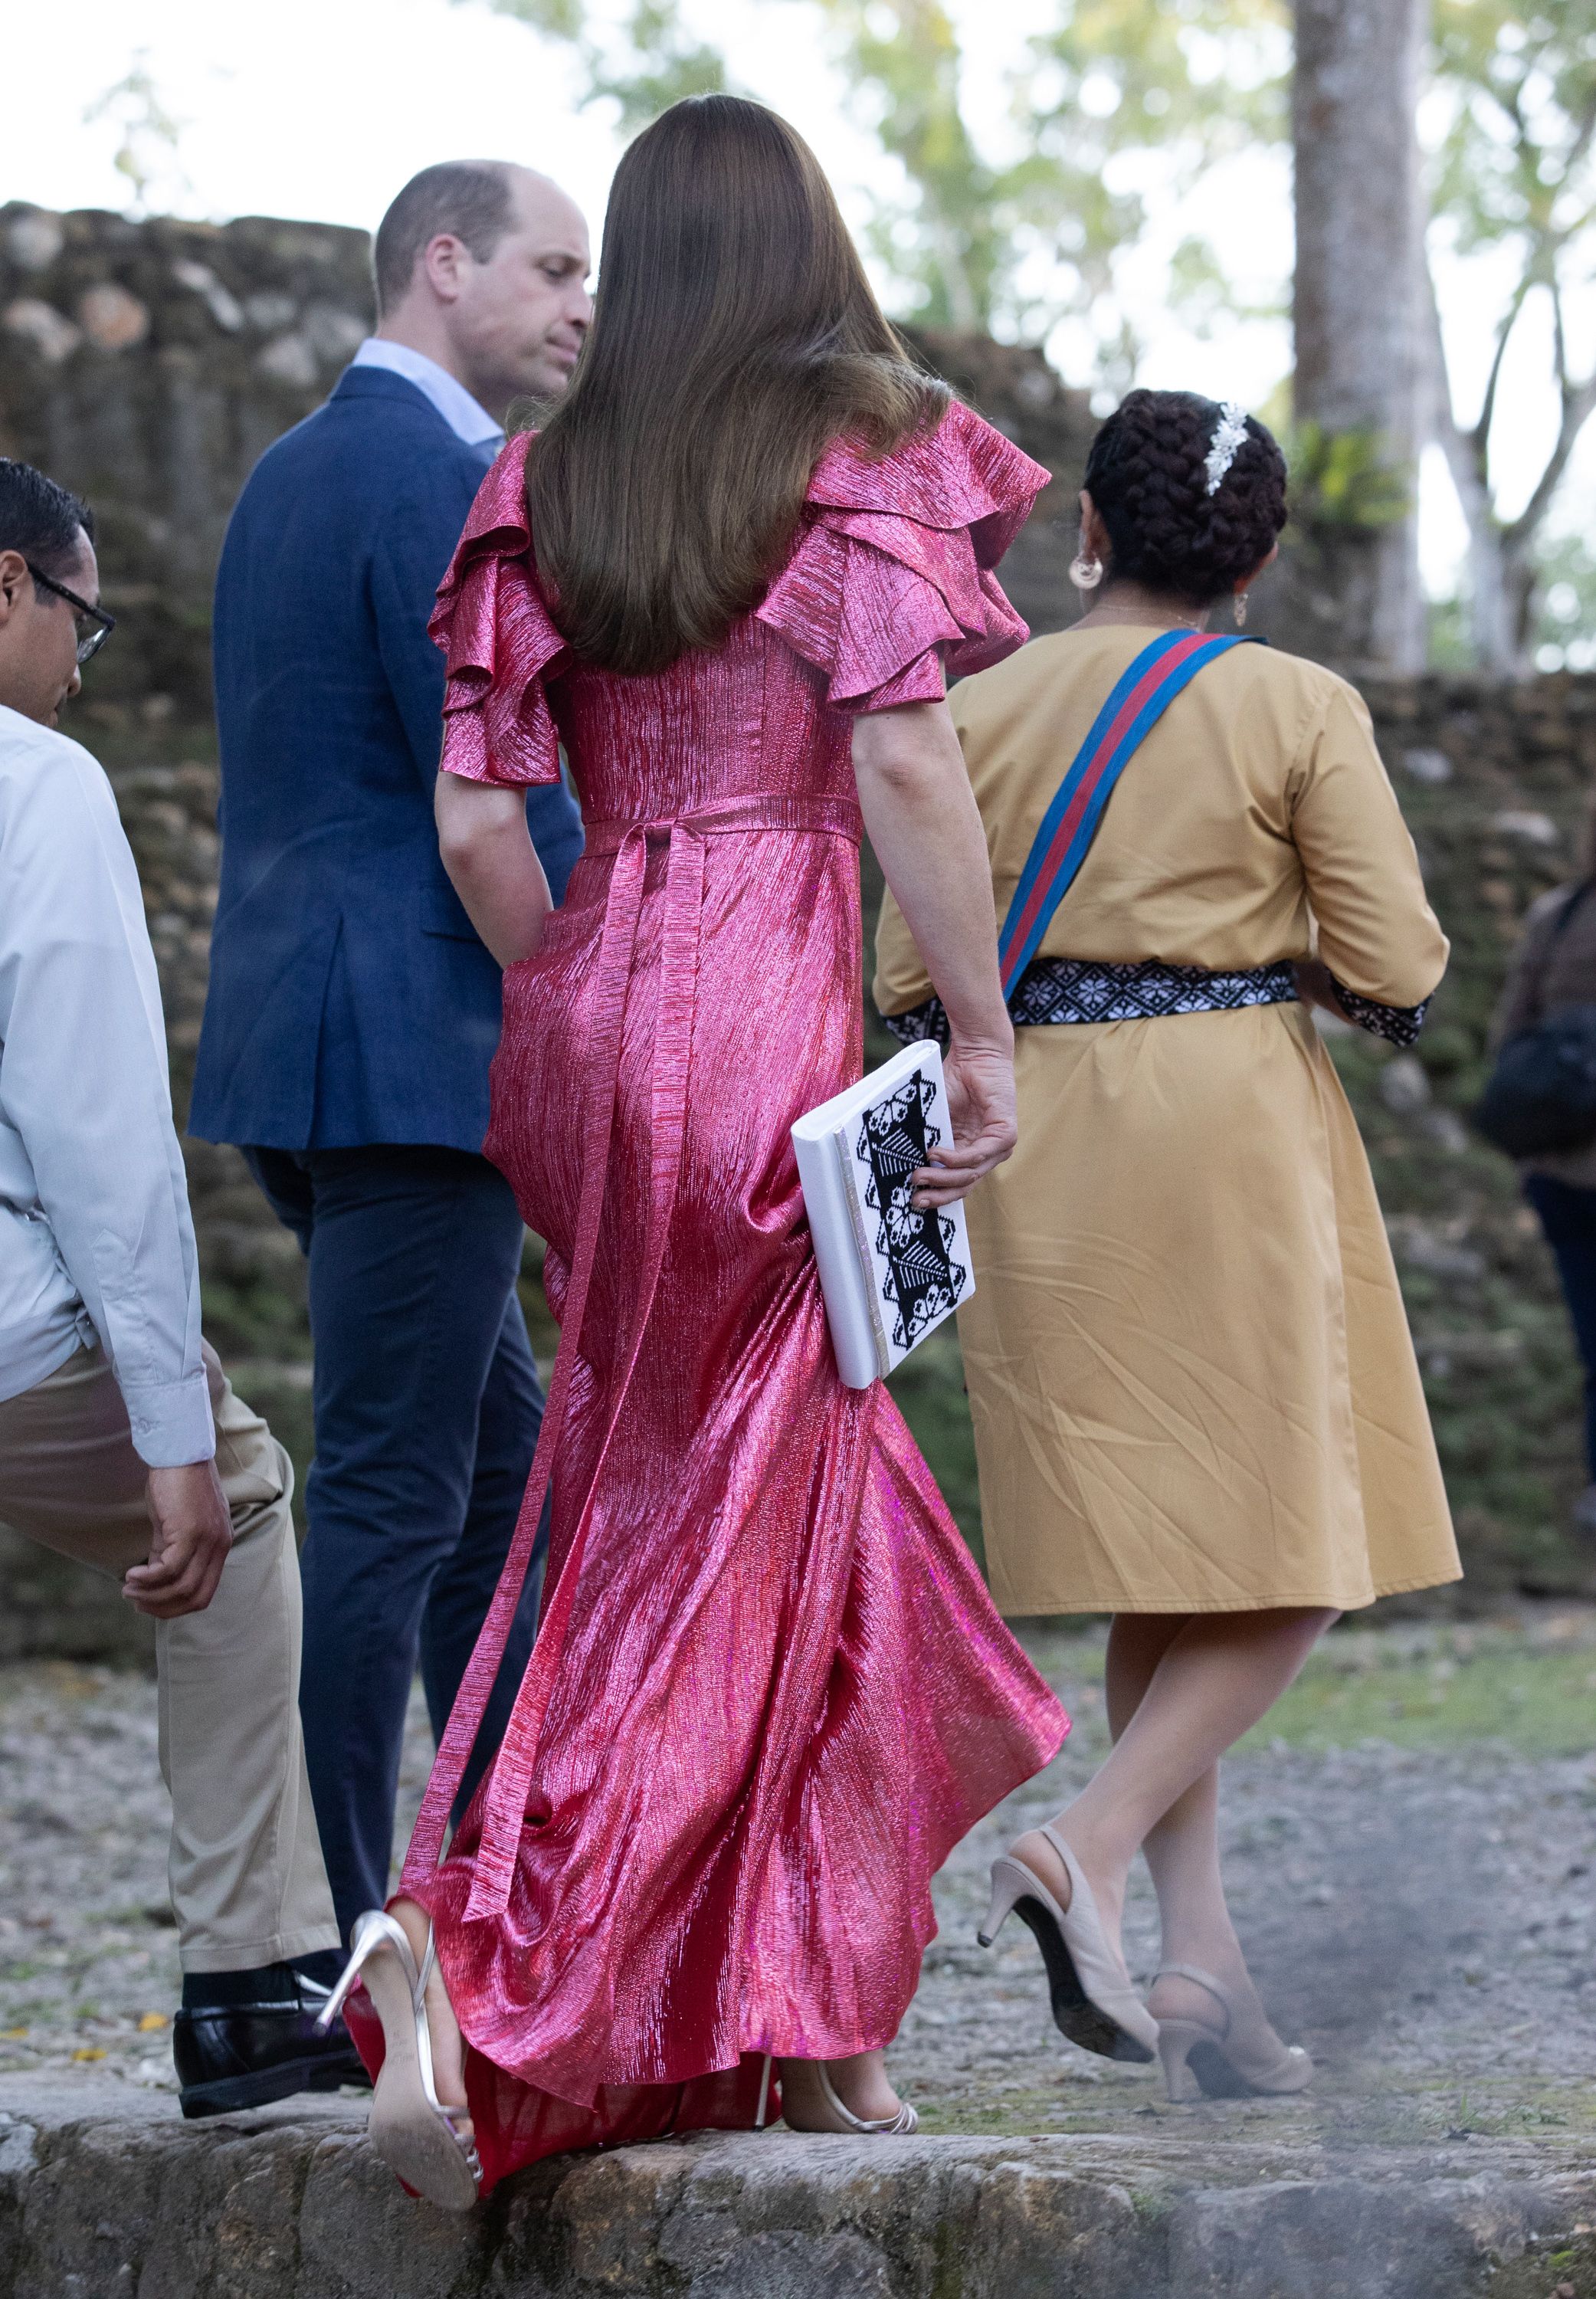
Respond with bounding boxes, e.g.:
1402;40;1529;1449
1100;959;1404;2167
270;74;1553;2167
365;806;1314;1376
2;1614;1593;2146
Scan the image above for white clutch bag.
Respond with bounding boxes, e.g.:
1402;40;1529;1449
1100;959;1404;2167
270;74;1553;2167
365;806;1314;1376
791;1038;975;1389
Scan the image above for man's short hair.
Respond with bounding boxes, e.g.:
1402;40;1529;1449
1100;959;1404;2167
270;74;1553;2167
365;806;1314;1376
372;162;518;314
0;460;94;582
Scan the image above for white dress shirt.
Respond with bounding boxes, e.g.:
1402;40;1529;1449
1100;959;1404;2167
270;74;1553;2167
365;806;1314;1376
350;338;504;449
0;707;213;1465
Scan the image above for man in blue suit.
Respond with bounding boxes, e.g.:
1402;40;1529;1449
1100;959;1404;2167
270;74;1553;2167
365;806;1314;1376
192;161;590;1953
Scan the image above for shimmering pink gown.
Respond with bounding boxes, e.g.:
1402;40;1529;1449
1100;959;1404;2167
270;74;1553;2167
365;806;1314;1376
375;402;1067;2193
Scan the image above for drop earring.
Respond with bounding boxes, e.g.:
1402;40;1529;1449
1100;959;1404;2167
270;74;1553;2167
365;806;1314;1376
1070;550;1105;592
1234;591;1249;628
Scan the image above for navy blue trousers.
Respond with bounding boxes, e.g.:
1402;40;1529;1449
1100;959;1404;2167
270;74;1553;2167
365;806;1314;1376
245;1144;547;1945
1525;1173;1596;1481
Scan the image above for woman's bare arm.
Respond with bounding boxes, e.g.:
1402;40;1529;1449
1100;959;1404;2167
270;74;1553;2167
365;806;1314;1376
434;776;552;969
852;698;1016;1206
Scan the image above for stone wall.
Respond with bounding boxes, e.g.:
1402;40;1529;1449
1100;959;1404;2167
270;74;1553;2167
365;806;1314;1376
0;202;375;732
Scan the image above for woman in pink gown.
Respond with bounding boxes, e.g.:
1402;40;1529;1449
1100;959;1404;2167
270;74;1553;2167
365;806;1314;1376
334;96;1067;2204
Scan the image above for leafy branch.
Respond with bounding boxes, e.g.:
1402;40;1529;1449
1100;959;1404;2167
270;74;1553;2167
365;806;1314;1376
457;0;726;136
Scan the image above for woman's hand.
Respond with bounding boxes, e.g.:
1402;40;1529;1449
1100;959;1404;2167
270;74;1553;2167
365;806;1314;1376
913;1037;1018;1208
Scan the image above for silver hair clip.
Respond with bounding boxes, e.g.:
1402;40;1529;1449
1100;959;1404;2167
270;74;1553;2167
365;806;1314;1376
1203;402;1249;496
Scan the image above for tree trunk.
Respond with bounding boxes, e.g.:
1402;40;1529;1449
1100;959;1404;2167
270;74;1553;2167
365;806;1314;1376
1290;0;1428;673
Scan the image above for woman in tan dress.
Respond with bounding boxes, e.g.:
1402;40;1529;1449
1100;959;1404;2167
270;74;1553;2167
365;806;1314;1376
877;389;1460;2102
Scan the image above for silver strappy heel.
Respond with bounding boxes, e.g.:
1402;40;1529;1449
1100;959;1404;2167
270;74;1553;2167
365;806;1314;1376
317;1910;482;2209
979;1823;1158;2063
812;2063;919;2135
777;2058;919;2134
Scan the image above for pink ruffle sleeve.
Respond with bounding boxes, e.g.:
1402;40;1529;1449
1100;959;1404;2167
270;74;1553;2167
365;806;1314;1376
756;397;1050;713
430;432;567;786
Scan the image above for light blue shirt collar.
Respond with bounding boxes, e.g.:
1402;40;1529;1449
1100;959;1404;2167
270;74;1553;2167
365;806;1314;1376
350;338;504;449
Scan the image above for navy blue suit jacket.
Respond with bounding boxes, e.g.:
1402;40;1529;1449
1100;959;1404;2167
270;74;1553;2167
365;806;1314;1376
191;365;582;1153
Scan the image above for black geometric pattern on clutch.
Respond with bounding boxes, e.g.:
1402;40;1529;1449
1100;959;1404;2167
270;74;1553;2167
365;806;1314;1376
1326;975;1431;1049
854;1076;968;1355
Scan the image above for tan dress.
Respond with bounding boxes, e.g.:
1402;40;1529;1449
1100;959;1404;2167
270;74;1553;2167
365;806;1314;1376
875;626;1461;1616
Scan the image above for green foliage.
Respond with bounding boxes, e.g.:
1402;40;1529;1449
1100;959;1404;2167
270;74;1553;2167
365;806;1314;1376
1427;592;1476;671
811;0;1288;343
455;0;1594;649
1238;1616;1596;1759
1427;2;1596;651
808;0;1003;332
1530;529;1596;668
1430;1;1596;263
474;0;585;34
461;0;1290;352
1013;0;1286;341
83;49;192;217
1284;421;1416;532
585;0;728;133
457;0;725;137
1432;529;1596;676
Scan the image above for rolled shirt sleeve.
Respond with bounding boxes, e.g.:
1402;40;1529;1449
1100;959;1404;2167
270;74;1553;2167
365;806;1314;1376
1288;682;1450;1010
0;731;213;1466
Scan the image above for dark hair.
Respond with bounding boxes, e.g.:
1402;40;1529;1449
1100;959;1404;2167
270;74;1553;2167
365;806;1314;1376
373;161;516;314
525;95;947;677
1083;389;1286;604
0;459;94;585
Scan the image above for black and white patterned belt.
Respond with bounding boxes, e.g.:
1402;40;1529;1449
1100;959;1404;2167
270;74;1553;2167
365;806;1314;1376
883;956;1428;1050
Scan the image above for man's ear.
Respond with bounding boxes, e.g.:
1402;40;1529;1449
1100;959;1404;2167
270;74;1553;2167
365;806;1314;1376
0;551;28;629
420;231;470;307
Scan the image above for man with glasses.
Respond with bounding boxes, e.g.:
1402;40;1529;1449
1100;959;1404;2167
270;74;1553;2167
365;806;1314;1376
0;457;359;2116
21;559;114;671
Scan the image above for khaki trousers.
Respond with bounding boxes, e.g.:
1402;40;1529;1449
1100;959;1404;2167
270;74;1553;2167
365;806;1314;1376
0;1343;339;1973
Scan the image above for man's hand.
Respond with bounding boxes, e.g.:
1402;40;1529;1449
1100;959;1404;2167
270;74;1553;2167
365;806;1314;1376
126;1461;233;1618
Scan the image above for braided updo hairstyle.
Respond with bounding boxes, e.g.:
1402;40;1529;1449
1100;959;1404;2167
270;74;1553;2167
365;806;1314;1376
1081;389;1287;604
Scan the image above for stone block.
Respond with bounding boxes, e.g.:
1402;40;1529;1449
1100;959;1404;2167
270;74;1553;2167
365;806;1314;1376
5;2085;1596;2299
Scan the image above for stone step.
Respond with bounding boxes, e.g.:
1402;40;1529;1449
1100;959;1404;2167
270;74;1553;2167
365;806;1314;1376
2;2077;1594;2298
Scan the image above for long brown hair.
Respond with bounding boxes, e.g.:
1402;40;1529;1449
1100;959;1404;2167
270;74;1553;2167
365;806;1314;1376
525;96;947;676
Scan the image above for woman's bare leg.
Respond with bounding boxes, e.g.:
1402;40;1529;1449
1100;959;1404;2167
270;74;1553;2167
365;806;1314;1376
391;1894;470;2122
1011;1609;1336;1963
1100;1618;1243;1986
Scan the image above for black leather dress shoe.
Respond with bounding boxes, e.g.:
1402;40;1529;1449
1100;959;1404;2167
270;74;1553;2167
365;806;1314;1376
173;1975;371;2120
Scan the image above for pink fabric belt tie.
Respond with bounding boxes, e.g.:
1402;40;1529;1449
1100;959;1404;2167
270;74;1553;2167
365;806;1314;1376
403;791;862;1918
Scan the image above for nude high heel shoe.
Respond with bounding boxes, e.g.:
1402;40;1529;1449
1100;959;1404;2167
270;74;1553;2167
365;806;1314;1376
978;1825;1157;2064
1152;1963;1313;2104
317;1910;482;2209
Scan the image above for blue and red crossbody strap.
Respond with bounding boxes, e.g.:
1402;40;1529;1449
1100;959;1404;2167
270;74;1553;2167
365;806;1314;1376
996;630;1264;998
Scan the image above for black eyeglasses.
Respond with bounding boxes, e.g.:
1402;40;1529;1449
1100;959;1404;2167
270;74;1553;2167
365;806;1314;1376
25;564;116;665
